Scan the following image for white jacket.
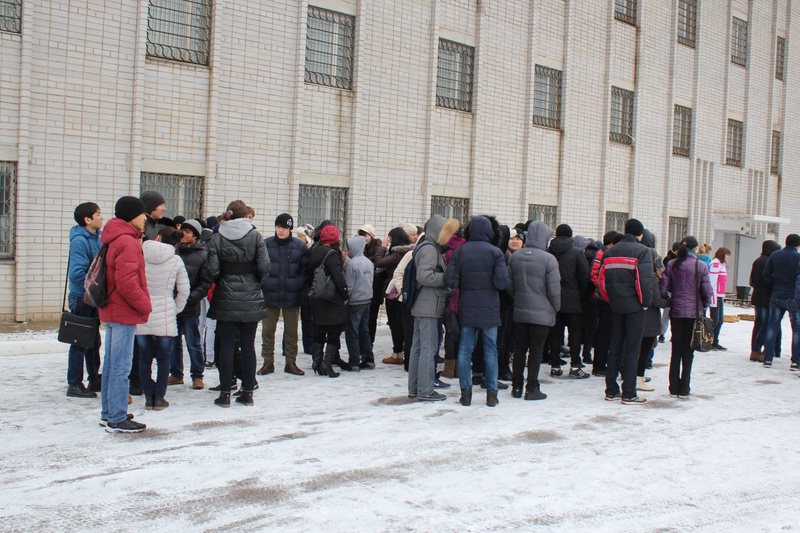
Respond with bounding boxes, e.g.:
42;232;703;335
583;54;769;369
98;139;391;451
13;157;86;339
136;240;189;337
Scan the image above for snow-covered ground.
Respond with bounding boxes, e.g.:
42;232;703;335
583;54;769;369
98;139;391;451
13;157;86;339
1;307;798;532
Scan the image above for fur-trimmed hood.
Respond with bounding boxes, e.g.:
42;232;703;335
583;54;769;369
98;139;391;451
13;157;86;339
438;218;461;247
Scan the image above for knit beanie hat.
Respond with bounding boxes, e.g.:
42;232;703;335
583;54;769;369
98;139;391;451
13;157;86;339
182;219;202;238
140;191;166;214
555;224;573;238
624;218;645;237
275;213;294;228
173;215;186;226
786;234;800;247
114;196;146;223
320;225;340;245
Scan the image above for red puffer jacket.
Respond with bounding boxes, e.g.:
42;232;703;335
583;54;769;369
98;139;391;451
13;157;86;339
98;218;152;325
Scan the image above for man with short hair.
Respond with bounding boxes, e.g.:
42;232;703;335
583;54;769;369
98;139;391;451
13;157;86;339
66;202;104;398
258;213;309;376
762;234;800;369
140;190;166;241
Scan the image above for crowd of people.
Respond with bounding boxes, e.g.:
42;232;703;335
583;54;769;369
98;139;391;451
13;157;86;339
64;193;800;433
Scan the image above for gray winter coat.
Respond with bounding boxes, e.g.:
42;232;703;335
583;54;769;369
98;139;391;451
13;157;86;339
507;221;561;326
411;215;448;319
345;236;374;306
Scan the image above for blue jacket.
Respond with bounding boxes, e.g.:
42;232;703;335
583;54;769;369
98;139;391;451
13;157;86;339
444;216;509;327
261;234;309;309
68;225;102;297
764;246;800;301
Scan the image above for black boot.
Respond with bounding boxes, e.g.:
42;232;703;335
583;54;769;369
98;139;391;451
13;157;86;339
311;342;324;375
214;392;231;408
334;357;352;371
235;390;254;406
459;389;472;406
486;389;499;407
145;394;155;410
524;387;547;401
321;345;340;378
129;375;143;396
88;375;102;392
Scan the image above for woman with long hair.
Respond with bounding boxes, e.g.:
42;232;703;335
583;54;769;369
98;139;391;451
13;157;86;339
709;247;732;350
205;200;270;407
659;236;713;398
375;227;414;366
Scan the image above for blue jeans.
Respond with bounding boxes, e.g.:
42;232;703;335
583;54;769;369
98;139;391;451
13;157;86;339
67;294;101;386
763;298;800;363
137;335;174;396
458;326;498;391
345;303;373;366
751;306;781;355
171;316;204;379
100;322;136;424
709;297;725;344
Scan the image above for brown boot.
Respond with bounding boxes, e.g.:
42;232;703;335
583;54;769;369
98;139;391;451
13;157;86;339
257;362;275;375
441;359;457;379
750;351;764;362
192;378;204;390
284;361;305;376
167;376;184;386
382;353;404;365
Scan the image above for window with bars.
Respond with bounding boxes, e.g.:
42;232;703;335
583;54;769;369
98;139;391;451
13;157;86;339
298;184;348;231
431;196;469;225
0;0;21;33
673;105;692;157
614;0;636;26
528;204;558;230
725;119;743;167
140;172;204;219
668;217;689;247
436;39;474;112
771;130;781;175
146;0;212;66
305;6;355;90
0;161;16;258
610;87;634;145
776;36;786;81
533;66;562;129
677;0;697;48
731;17;747;67
605;211;629;234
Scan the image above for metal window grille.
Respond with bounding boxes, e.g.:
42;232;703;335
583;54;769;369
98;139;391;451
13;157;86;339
731;17;747;67
436;39;474;112
0;161;16;258
677;0;697;48
610;86;634;145
305;6;355;90
776;36;786;81
297;185;348;231
431;196;469;225
146;0;212;66
605;211;629;234
668;217;689;246
614;0;636;26
673;105;692;157
725;119;743;167
140;172;204;219
771;130;781;175
533;66;562;129
528;204;558;230
0;0;21;33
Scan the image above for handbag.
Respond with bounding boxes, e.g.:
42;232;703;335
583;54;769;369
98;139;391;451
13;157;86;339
308;249;337;302
689;258;714;352
58;255;100;349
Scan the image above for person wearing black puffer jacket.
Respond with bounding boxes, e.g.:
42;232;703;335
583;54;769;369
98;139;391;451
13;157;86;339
547;224;590;379
749;240;781;362
308;224;349;378
206;200;270;407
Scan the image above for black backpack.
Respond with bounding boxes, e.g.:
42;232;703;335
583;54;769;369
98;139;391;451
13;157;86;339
402;241;434;309
83;243;109;308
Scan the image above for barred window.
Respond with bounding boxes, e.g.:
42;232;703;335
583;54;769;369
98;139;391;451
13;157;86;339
673;105;692;157
614;0;636;26
533;66;562;129
298;184;348;231
436;39;474;112
140;172;203;219
305;6;355;90
431;196;469;225
771;130;781;175
668;217;689;246
0;0;21;33
528;204;558;230
731;17;747;67
610;87;634;145
677;0;697;48
146;0;211;66
725;119;744;167
0;161;16;258
605;211;629;234
776;36;786;81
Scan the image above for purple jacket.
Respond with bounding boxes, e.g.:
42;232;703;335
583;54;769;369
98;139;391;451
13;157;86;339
660;254;713;319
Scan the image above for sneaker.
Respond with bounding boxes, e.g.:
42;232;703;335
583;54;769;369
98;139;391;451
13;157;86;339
550;367;563;377
568;368;590;379
621;396;647;405
192;378;204;390
511;387;523;398
677;394;690;399
167;376;184;386
99;413;133;427
204;360;216;368
790;363;799;371
66;384;97;398
416;391;447;402
604;393;621;401
105;418;146;433
433;376;451;389
764;361;772;368
359;361;376;370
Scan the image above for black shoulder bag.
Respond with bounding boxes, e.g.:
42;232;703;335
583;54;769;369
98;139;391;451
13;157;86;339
58;254;101;349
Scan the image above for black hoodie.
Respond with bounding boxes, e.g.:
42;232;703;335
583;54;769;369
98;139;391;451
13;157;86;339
548;236;590;313
750;240;782;307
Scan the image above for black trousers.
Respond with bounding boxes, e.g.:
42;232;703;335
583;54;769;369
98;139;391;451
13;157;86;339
606;310;645;399
216;321;258;392
402;303;414;370
385;299;405;353
581;300;599;356
593;301;612;371
497;305;515;373
549;312;582;367
512;323;550;390
669;317;695;396
638;336;656;376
